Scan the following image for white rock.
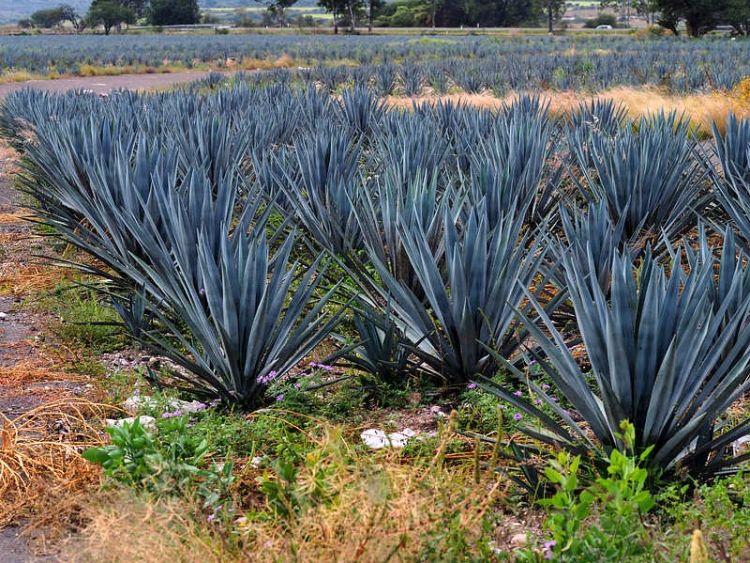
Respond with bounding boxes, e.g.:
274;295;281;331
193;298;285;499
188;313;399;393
361;429;390;448
361;428;417;449
105;415;156;431
0;312;7;320
733;435;750;457
122;395;208;415
510;532;528;548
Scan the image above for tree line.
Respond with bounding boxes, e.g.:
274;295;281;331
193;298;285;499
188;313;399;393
253;0;750;36
599;0;750;37
23;0;200;34
296;0;567;33
21;0;750;37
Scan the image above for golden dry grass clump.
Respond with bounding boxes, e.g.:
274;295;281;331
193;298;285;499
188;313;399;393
62;423;507;563
387;86;750;136
0;400;109;536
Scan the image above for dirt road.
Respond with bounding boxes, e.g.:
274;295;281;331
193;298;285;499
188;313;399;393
0;70;231;99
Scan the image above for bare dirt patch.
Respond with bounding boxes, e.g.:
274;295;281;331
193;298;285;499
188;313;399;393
0;142;103;561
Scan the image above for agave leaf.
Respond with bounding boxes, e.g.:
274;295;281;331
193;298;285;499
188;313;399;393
499;238;750;479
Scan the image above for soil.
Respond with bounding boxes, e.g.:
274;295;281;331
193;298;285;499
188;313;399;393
0;70;234;100
0;70;231;562
0;154;63;561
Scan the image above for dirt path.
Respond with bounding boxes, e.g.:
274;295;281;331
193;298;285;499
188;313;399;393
0;149;62;562
0;70;233;99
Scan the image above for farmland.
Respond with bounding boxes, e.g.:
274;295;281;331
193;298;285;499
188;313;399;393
1;32;750;562
0;34;749;95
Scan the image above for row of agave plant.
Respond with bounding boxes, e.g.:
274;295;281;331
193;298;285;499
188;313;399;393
3;34;750;94
3;83;750;484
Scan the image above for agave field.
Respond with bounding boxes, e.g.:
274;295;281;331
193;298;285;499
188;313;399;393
3;65;750;560
2;33;750;95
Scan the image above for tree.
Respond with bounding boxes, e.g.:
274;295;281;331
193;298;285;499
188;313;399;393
368;0;385;31
599;0;646;26
30;7;66;28
149;0;201;25
59;4;87;32
255;0;298;28
121;0;149;19
651;0;728;36
722;0;750;35
541;0;566;32
318;0;365;32
87;0;135;34
584;13;618;27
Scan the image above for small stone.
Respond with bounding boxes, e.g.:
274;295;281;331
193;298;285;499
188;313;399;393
510;533;528;549
105;415;156;431
0;312;7;320
361;428;417;449
361;429;391;449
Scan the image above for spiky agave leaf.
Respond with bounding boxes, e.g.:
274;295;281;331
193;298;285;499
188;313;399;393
269;122;365;257
370;199;560;384
135;218;345;408
463;95;558;231
568;111;708;253
334;301;423;390
481;243;750;480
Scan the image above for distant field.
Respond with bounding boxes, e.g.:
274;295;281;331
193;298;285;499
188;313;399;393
0;33;747;98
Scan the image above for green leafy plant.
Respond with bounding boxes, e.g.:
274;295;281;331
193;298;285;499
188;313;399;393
666;471;750;561
82;416;235;510
516;422;655;562
82;417;161;487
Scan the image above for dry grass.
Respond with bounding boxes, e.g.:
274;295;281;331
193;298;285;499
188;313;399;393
0;256;75;295
0;361;85;387
62;422;508;563
0;400;109;534
541;87;750;135
388;87;750;135
61;494;237;563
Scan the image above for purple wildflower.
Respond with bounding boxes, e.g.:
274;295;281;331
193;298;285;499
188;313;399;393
276;394;284;402
513;413;523;421
542;384;551;390
258;371;279;385
514;391;523;397
467;383;477;389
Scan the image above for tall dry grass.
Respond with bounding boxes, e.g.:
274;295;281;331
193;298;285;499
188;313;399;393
388;87;750;136
0;399;110;554
62;423;508;563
